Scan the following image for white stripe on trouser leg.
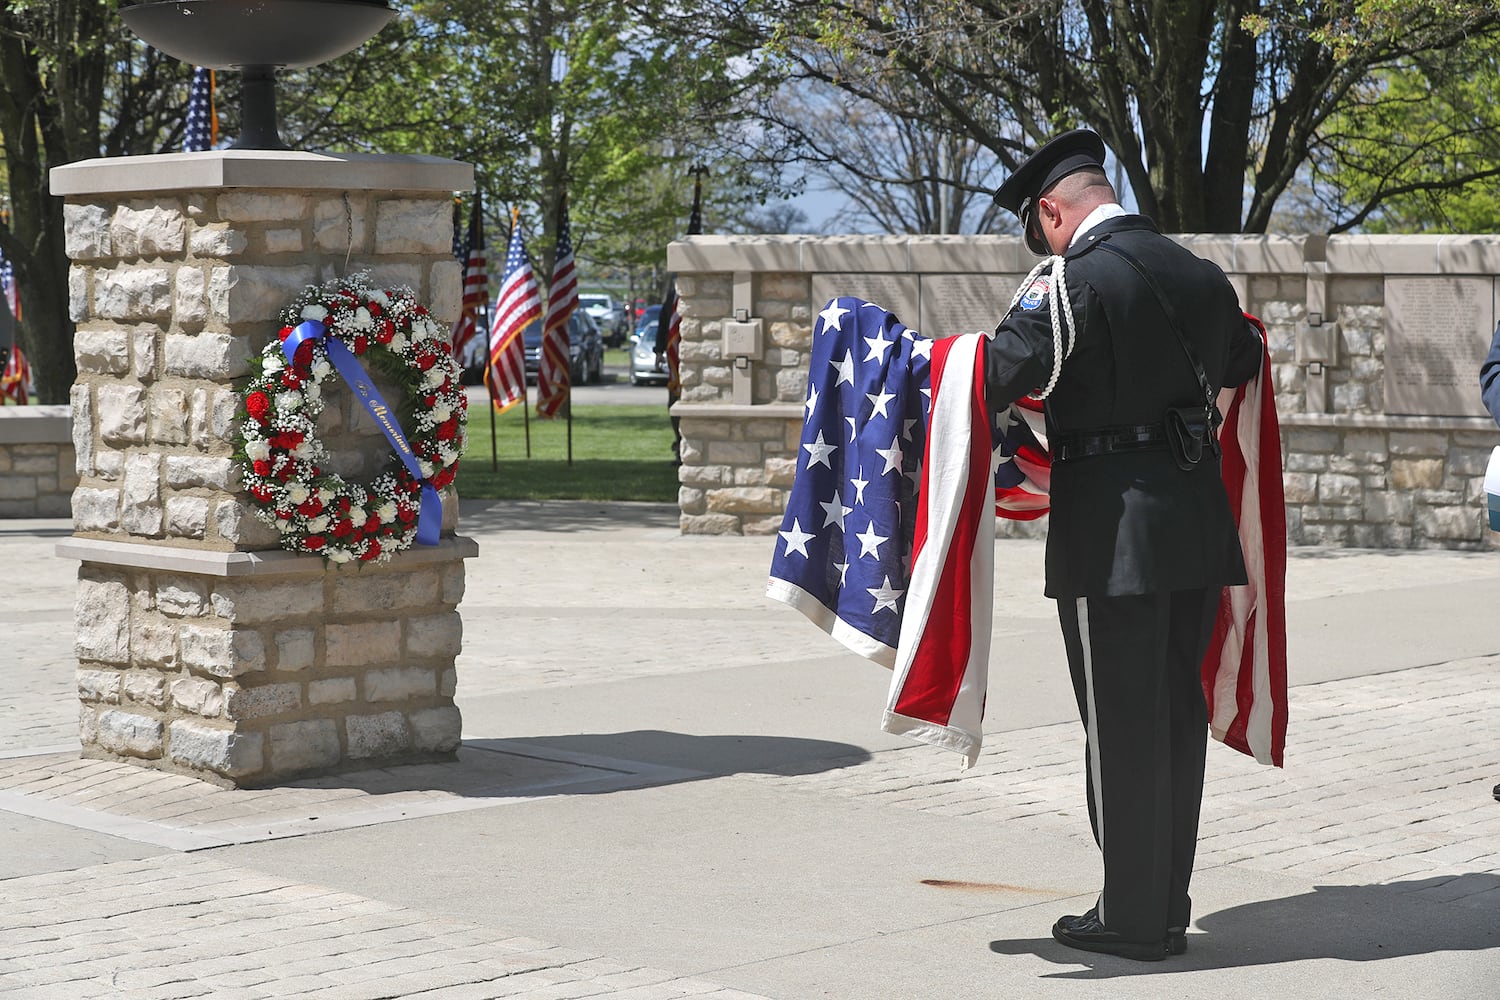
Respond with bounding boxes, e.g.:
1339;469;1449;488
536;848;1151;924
1077;596;1106;923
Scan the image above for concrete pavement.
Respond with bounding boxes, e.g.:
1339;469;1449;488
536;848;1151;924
2;499;1498;998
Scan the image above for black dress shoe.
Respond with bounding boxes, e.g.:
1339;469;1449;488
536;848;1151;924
1492;783;1499;802
1052;908;1167;962
1167;926;1186;955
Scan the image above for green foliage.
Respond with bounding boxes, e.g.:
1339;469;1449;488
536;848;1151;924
457;403;678;501
1317;49;1500;232
282;0;785;282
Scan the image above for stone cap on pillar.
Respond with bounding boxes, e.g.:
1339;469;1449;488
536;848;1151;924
50;150;473;197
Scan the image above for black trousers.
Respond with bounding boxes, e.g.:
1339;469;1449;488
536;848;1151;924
1056;587;1220;942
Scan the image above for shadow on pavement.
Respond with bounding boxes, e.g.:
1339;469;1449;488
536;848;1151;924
457;498;679;534
469;730;871;781
988;875;1500;977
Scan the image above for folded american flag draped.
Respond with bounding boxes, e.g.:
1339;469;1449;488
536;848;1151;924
767;300;1287;769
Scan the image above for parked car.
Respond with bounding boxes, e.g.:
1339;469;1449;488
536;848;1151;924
580;292;628;346
523;309;604;385
629;306;668;385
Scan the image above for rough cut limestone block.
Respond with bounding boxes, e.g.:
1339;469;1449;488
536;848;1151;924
269;719;341;773
111;204;186;257
346;711;411;758
94;266;173;321
168;720;264;778
74;329;131;375
76;578;130;663
96;709;164;757
410;706;462;754
170;676;224;718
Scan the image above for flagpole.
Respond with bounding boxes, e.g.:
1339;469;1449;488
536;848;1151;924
523;383;532;458
487;378;498;472
566;395;573;466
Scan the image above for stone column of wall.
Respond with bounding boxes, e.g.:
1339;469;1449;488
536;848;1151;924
52;151;477;786
0;406;77;516
667;234;1500;549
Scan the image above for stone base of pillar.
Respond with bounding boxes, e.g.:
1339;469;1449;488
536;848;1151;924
61;535;476;788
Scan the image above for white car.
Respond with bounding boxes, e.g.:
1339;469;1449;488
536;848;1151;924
579;293;626;345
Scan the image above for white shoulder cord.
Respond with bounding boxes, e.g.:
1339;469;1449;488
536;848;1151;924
1000;255;1078;399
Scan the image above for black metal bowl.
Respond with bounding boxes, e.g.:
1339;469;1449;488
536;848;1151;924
119;0;397;71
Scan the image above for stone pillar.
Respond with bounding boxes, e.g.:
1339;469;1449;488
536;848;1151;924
51;151;478;786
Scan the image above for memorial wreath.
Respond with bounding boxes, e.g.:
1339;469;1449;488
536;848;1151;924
237;273;467;564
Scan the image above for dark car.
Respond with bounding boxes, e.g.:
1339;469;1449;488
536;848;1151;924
522;308;604;385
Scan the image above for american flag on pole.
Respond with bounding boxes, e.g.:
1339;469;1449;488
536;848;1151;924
2;344;30;405
536;197;577;418
0;248;19;323
451;193;488;367
767;299;1287;768
485;211;540;415
184;67;217;152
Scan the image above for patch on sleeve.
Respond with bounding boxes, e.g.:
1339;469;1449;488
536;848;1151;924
1018;276;1050;312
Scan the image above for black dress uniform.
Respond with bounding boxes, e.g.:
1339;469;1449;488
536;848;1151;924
986;132;1264;951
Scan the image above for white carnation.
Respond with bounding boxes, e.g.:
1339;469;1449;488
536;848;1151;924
275;392;301;412
288;484;310;504
371;290;390;307
245;440;271;463
262;355;285;374
389;333;408;353
327;549;354;564
432;404;452;423
307;515;330;532
377;501;397;522
301;305;329;322
422;369;446;390
312;360;332;381
318;487;335;503
354;307;373;330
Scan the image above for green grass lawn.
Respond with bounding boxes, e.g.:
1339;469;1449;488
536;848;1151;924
456;403;677;502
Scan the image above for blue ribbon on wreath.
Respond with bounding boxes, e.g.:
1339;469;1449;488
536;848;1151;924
282;320;443;546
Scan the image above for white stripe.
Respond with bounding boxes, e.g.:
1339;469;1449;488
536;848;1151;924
1077;595;1107;922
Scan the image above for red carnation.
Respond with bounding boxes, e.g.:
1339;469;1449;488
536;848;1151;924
276;508;293;520
281;371;303;390
252;460;271;477
304;536;326;550
246;391;271;423
416;353;437;371
360;541;382;561
353;335;369;355
297;498;323;516
293;341;314;368
278;326;293;342
376;320;395;344
431;467;455;489
333;518;355;537
364;513;382;532
436;420;457;442
397;507;416;523
368;302;383;318
424;395;437;407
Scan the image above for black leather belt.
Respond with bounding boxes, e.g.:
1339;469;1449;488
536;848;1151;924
1052;423;1169;461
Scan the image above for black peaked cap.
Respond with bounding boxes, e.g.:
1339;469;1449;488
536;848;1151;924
993;129;1108;254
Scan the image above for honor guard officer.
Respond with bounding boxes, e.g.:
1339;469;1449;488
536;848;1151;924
985;129;1264;960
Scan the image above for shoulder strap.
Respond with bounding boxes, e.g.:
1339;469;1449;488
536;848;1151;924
1093;239;1218;424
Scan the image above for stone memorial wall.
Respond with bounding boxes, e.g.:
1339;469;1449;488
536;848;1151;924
665;234;1500;550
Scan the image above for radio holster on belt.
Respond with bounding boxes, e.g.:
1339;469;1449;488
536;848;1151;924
1096;240;1222;471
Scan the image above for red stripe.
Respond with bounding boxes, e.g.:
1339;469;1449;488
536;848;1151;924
892;336;991;725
